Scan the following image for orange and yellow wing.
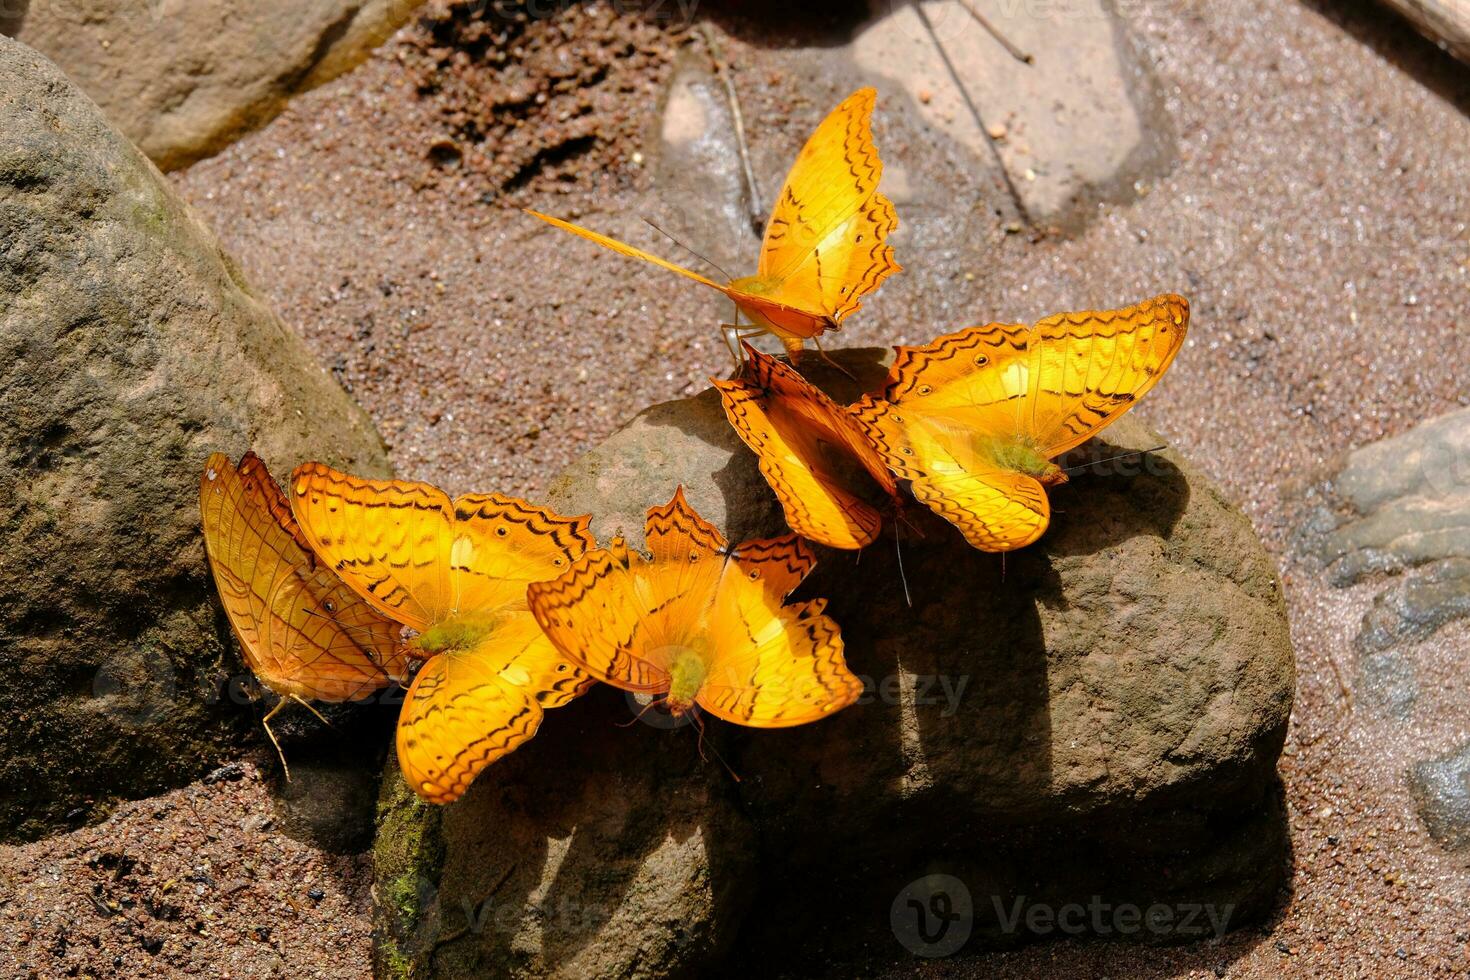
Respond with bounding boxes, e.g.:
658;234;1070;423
396;614;584;804
289;464;454;631
527;488;727;692
854;295;1189;552
715;344;898;549
854;319;1051;551
1026;294;1189;457
737;87;900;333
289;464;594;628
699;536;861;727
530;491;860;728
199;453;408;702
864;414;1052;552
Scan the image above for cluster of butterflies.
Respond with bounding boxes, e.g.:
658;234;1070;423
199;87;1189;805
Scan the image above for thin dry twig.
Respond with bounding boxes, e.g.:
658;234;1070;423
700;22;764;236
957;0;1034;64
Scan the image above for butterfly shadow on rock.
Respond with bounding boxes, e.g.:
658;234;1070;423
1043;430;1191;560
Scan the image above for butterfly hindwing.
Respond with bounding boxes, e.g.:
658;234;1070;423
715;344;897;549
396;615;583;804
199;453;407;702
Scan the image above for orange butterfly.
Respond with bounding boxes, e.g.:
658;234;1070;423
713;342;901;550
199;453;409;776
854;295;1189;552
527;488;862;727
289;464;595;804
526;87;900;357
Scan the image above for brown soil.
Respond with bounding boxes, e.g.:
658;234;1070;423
0;757;373;979
4;0;1469;976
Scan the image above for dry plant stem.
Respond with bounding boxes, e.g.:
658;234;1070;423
958;0;1035;64
700;22;764;236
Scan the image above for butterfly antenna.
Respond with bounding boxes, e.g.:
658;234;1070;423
618;696;664;728
893;525;914;608
691;711;743;784
1061;444;1168;476
642;217;736;283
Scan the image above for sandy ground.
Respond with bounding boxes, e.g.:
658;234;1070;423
3;0;1469;976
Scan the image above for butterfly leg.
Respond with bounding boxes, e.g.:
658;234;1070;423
291;693;338;732
721;323;743;367
811;337;857;382
721;324;769;371
261;697;292;782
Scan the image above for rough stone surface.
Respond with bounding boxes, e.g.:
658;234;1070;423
372;688;755;980
372;348;1294;973
1409;741;1470;852
1304;407;1470;711
851;0;1170;227
0;36;391;842
2;0;425;170
1314;406;1470;587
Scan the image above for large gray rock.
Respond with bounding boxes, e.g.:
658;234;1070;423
850;0;1172;227
1310;406;1470;651
373;349;1294;973
0;36;390;842
3;0;425;170
1300;408;1470;715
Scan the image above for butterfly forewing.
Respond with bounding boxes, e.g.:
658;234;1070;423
1025;294;1189;458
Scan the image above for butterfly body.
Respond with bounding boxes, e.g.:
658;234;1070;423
412;611;503;657
976;433;1065;484
665;646;710;717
